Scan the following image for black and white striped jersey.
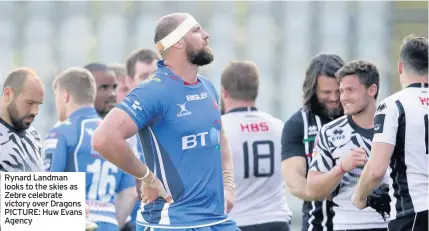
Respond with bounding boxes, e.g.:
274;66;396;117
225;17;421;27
282;108;334;231
309;115;389;230
372;82;428;220
0;118;44;172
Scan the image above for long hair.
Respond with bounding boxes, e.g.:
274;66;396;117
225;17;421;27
302;53;345;110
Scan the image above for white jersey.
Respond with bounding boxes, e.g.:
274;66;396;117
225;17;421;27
222;107;292;227
309;115;389;230
0;120;44;172
372;82;428;220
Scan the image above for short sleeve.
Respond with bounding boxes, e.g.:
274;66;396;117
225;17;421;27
309;129;334;173
281;114;305;161
116;81;165;129
372;98;399;145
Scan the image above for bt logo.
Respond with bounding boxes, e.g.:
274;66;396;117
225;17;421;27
182;128;220;150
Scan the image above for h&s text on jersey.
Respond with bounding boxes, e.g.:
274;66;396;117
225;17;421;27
4;173;68;183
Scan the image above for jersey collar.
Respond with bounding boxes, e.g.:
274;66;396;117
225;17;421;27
0;117;27;136
347;115;373;139
69;107;98;119
407;82;428;88
157;60;202;87
225;106;258;114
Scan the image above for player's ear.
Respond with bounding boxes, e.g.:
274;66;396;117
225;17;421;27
63;90;70;103
368;84;377;98
221;87;228;99
398;61;403;75
3;87;14;105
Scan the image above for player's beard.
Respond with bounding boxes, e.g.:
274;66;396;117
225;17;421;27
7;100;35;132
316;99;343;120
322;105;343;119
186;46;214;66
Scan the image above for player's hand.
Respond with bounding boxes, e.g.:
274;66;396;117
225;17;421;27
139;172;174;204
340;148;367;172
224;187;235;214
141;184;160;204
351;193;367;210
365;183;391;221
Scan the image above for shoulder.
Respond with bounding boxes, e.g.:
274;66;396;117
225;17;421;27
199;75;218;93
199;75;217;91
375;91;405;116
260;111;284;126
137;73;169;91
46;119;77;140
198;75;213;85
284;108;305;129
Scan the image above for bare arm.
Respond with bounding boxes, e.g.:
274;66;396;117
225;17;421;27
282;157;314;201
115;187;138;229
220;129;234;175
354;143;393;201
307;166;344;200
220;127;236;213
92;108;148;178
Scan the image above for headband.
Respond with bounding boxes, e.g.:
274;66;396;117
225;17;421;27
156;16;199;52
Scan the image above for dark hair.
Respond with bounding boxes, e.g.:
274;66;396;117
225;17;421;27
125;49;160;79
221;61;259;101
83;63;110;73
302;53;345;109
336;60;380;99
399;34;428;76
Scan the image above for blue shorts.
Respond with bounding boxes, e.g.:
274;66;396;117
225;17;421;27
136;220;240;231
96;222;118;231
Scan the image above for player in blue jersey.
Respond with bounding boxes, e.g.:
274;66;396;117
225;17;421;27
110;62;153;231
92;13;240;231
43;67;137;231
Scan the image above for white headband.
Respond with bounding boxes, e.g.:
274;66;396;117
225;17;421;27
156;16;199;52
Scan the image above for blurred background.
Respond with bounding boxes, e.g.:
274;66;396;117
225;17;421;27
0;1;427;230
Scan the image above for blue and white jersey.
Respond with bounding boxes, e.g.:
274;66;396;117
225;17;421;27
128;134;144;226
42;107;136;228
117;61;228;229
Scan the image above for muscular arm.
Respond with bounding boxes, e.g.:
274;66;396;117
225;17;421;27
92;108;148;179
306;129;341;200
221;128;234;175
355;143;393;201
355;99;398;202
282;157;315;201
307;167;344;200
281;114;313;200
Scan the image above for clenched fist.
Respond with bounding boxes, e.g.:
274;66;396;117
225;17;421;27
340;148;367;172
